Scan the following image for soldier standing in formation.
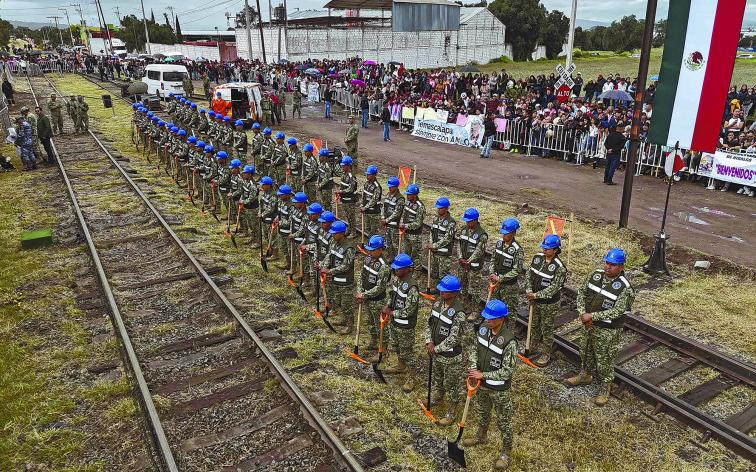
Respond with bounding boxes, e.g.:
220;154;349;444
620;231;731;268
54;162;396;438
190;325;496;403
250;123;264;168
301;202;323;295
489;218;524;333
239;164;260;247
47;93;64;135
345;115;359;168
316;149;335;210
380;176;404;263
457;208;488;319
286;137;302;191
232;120;248;163
360;165;382;239
427;197;456;292
356;235;391;358
300;143;319;199
336;156;358;238
320;220;356;334
398;183;425;264
275;184;294;270
383;253;419;393
258;176;278;259
292;89;302;118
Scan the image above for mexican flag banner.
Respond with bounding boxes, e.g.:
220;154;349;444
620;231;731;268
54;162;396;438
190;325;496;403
648;0;747;153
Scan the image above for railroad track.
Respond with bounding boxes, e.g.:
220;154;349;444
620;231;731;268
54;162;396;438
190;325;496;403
28;74;362;471
75;73;756;462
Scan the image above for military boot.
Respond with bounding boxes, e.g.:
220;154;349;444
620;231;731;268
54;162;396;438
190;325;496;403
384;359;407;375
367;352;382;363
421;391;443;409
338;325;352;335
461;428;488;447
401;372;415;393
437;403;459;426
564;370;593;387
493;452;510;470
534;352;551;367
366;338;377;351
594;383;610;406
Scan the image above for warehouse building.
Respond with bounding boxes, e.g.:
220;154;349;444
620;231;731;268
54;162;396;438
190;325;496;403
235;5;509;68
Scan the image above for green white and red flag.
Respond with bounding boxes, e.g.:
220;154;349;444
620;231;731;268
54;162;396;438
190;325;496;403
648;0;747;153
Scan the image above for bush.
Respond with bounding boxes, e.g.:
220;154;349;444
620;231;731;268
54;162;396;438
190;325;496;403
572;48;583;58
490;55;514;64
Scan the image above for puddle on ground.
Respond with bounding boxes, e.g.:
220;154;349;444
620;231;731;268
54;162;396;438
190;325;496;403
692;206;736;218
726;235;745;243
674;212;709;225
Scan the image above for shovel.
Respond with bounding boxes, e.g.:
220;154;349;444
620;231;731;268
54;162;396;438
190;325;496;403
314;273;337;333
258;215;269;273
426;248;433;293
200;181;208;217
287;241;308;302
448;377;481;468
525;301;535;356
186;169;196;206
418;355;438;424
398;227;405;253
209;181;221;222
346;303;369;364
371;312;389;383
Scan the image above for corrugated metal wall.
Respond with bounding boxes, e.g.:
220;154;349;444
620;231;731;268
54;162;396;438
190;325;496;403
391;3;460;32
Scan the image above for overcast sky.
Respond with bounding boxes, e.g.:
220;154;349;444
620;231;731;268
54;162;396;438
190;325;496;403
2;0;755;31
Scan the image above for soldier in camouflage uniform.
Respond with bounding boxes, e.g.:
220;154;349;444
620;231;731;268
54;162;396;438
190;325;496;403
214;151;232;212
279;88;287;120
249;122;264;168
292;89;302;118
488;218;525;333
228;159;244;228
23;107;42;161
286;137;303;191
199;144;216;207
202;74;211;101
321;220;356;334
260;128;274;176
175;129;190;184
315;211;335;297
356;235;391;357
182;76;194;98
288;191;309;275
426;197;456;293
380;176;404;264
525;234;567;367
238;164;261;247
232;119;248;163
384;253;420;393
196;109;209;137
261;92;273;126
344;115;359;168
566;248;635;406
220;116;234;153
270;132;288;185
47;93;64;135
463;299;517;471
399;184;425;264
336;156;358;238
258;176;279;259
166;93;177;118
300;143;319;200
424;274;467;426
457;208;489;319
300;202;323;295
360;165;382;240
316;149;335;211
274;184;294;270
190;139;206;198
187;104;201;135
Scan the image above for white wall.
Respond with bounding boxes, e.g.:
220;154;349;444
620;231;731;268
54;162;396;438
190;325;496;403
235;9;508;68
148;43;221;61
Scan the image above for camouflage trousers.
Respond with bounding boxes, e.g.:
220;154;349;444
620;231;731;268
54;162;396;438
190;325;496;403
383;226;400;263
234;149;248;164
303;182;317;203
330;282;355;326
347;145;358;168
339;202;357;236
51;113;63;134
270;165;284;186
261;222;276;254
389;325;416;366
492;283;521;332
460;269;485;313
530;301;559;354
579;326;621;385
362;212;380;240
318;187;333;213
363;298;384;344
302;251;317;293
474;387;514;454
402;234;422;265
292;103;302;118
288;174;303;193
432;354;465;404
276;233;292;267
239;206;261;241
430;253;452;289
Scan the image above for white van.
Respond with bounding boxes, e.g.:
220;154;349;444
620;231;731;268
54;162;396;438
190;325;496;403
213;82;264;124
142;64;189;98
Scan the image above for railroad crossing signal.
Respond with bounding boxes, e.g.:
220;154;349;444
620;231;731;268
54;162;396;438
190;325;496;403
554;63;576;89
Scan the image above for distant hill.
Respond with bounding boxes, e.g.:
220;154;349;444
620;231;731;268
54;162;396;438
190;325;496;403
576;19;609;30
8;20;53;30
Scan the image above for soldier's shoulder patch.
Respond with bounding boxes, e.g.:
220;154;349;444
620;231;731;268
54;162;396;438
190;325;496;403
441;219;448;226
612;281;622;290
338;247;344;254
533;257;542;265
507;246;515;254
497;336;505;344
402;282;408;290
472;233;479;240
448;308;455;316
592;273;602;281
548;263;556;271
479;326;487;335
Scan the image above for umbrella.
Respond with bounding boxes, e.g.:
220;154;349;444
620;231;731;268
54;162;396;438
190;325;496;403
388;61;400;66
338;69;351;75
598;89;633;101
350;79;365;87
458;64;481;72
278;58;289;64
164;56;178;62
295;64;308;71
328;73;340;78
194;56;209;62
649;74;659;81
305;67;321;74
363;60;377;65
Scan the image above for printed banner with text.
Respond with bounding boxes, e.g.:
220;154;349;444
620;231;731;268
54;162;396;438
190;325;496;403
697;150;756;186
411;118;484;148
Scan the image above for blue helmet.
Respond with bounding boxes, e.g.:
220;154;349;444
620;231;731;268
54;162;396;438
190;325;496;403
365;165;378;176
303;143;314;152
263;127;272;135
340;156;353;166
329;220;347;234
204;145;214;153
216;151;228;160
216;113;224;120
277;184;293;196
191;103;197;109
199;108;206;113
604;248;626;265
287;137;298;146
252;122;261;129
178;129;187;137
307;202;323;215
208;111;216;118
390;253;413;270
404;184;419;195
481;299;508;320
242;164;256;174
196;140;205;148
275;131;285;139
318;149;329;157
216;91;222;96
462;208;480;222
131;103;138;109
180;98;186;103
235;119;244;127
435;197;450;209
293;192;308;203
157;120;165;127
318;211;335;223
175;95;181;101
229;158;242;168
170;126;178;133
168;92;174;97
223;116;231;122
499;218;520;235
147;111;154;117
540;234;561;249
260;176;274;185
188;136;197;144
151;116;159;122
364;235;385;251
437;274;461;292
387;176;400;187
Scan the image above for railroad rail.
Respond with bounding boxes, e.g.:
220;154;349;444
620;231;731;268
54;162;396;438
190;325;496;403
28;74;363;471
75;73;756;463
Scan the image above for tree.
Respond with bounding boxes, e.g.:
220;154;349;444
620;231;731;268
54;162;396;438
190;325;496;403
115;14;175;52
234;5;258;28
150;10;156;24
0;18;12;47
540;10;569;59
652;19;666;47
488;0;546;61
464;0;488;6
163;12;172;28
573;26;589;51
175;16;182;42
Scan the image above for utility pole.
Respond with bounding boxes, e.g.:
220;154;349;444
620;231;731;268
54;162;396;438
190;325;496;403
282;0;288;60
255;0;267;63
71;3;90;50
215;26;222;60
566;0;577;68
166;6;177;31
140;0;152;54
60;8;76;45
244;0;253;60
619;0;659;228
47;15;65;48
113;6;122;24
95;0;113;54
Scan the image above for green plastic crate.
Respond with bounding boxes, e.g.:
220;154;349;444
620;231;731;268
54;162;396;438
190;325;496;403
21;229;53;249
